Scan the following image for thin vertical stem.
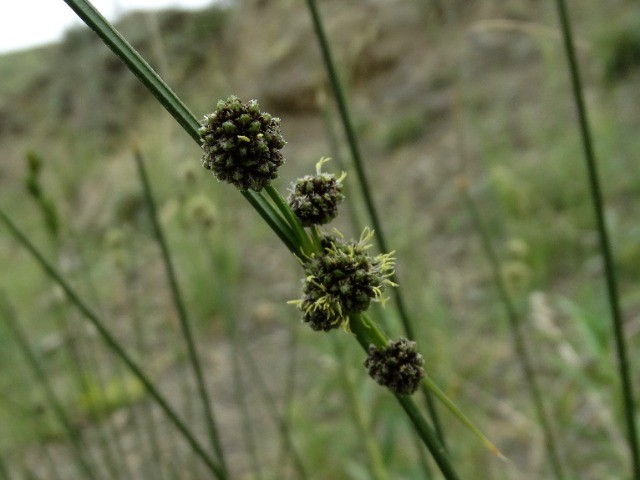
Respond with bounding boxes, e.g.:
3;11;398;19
0;453;11;480
276;323;301;475
134;151;228;477
304;0;447;448
553;1;640;477
462;186;566;480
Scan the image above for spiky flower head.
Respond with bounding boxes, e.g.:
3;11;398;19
294;229;396;331
199;95;286;192
288;157;345;227
364;337;425;395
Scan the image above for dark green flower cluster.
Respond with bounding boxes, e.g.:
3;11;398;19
199;95;286;192
288;158;345;227
364;338;425;395
295;229;396;331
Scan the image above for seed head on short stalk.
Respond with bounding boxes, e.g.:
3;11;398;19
292;229;396;332
288;157;345;227
365;337;425;395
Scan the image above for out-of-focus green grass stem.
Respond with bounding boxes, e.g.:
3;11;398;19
349;313;459;480
303;0;447;447
462;186;566;480
134;150;228;477
0;453;11;480
333;337;390;480
0;208;225;479
554;1;640;476
0;296;97;480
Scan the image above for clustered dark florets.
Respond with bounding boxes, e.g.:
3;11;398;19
199;95;286;192
296;230;395;331
364;338;425;395
288;158;345;227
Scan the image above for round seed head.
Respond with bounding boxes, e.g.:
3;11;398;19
296;229;396;331
364;337;425;395
199;95;286;191
288;158;345;227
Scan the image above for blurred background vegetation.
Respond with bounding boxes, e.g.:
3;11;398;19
2;0;640;478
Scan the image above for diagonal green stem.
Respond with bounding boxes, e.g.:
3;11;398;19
264;186;314;257
122;240;170;480
61;0;297;255
553;1;640;477
65;241;139;480
462;186;566;479
0;297;97;480
134;151;229;476
61;0;200;141
348;313;459;480
303;0;447;448
0;208;225;479
243;190;299;254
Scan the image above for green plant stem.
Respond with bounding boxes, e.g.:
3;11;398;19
303;0;446;448
123;244;167;480
348;313;459;480
413;436;434;480
62;0;299;257
244;190;299;254
321;96;436;480
265;185;314;257
228;332;264;480
554;1;640;477
202;228;264;480
14;423;64;480
395;394;455;478
62;0;199;142
51;306;127;480
302;0;383;248
0;208;225;480
0;297;97;480
242;349;310;480
67;241;139;480
318;92;365;236
462;187;566;479
333;337;390;480
55;0;495;472
276;323;301;474
0;453;11;480
310;225;323;251
134;151;228;476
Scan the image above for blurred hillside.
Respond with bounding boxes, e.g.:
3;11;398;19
3;0;640;478
2;0;640;297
